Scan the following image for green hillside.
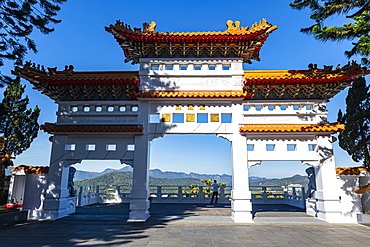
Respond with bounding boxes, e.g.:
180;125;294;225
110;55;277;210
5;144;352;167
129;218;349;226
74;171;201;188
74;171;308;191
250;174;308;189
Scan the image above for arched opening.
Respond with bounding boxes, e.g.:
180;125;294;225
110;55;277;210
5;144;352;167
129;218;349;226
149;134;232;202
150;134;232;176
73;160;133;206
249;161;310;218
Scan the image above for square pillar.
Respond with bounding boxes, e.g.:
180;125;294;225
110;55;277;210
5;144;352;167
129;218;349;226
28;135;76;220
231;134;253;223
128;134;150;222
314;135;343;223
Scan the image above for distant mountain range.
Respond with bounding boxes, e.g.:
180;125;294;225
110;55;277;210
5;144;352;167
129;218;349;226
6;166;308;189
74;170;308;191
74;166;268;185
74;171;203;190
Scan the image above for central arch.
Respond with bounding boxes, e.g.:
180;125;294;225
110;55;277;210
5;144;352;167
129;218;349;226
150;134;232;176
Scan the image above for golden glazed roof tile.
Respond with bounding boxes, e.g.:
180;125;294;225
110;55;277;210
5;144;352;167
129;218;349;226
239;123;345;133
13;63;139;85
107;19;277;37
336;167;370;175
10;165;49;174
244;63;368;85
106;19;277;64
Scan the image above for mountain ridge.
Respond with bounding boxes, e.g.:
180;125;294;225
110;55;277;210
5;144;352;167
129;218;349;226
74;167;268;185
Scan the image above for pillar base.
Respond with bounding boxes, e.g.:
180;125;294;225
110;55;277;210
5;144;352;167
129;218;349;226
316;211;346;223
232;211;254;223
127;211;150;222
27;197;76;221
128;198;150;222
231;196;253;223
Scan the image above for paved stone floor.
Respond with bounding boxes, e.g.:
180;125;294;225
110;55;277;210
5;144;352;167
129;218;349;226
1;203;370;246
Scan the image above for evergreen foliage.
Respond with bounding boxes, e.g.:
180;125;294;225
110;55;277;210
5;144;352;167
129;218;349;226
0;77;40;202
0;0;67;87
0;77;40;156
290;0;370;65
337;77;370;168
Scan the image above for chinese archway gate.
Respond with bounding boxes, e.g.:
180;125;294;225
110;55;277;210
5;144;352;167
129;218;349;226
13;19;368;223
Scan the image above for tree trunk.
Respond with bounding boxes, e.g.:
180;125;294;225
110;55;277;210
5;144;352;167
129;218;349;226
0;164;6;204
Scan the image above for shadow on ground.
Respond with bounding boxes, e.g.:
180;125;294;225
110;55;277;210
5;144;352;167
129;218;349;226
0;203;311;246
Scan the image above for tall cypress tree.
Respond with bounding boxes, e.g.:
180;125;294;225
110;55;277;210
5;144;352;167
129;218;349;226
0;77;40;202
337;77;370;168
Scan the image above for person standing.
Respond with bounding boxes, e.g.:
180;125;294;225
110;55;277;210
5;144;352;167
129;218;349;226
211;180;219;204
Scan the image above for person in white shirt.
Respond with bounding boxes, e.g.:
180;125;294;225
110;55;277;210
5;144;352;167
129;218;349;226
211;180;219;204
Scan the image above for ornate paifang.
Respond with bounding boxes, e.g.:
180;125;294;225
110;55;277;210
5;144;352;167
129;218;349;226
105;20;278;64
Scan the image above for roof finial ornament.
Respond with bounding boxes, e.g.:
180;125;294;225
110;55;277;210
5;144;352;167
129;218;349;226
226;20;235;30
148;21;156;32
63;65;74;75
226;20;248;34
234;21;241;30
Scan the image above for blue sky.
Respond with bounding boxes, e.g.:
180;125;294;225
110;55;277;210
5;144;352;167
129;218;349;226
1;0;366;178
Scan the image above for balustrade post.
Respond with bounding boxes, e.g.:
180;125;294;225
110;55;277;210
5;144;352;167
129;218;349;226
115;185;120;197
283;189;287;202
157;186;162;201
94;185;99;202
78;186;83;206
87;186;92;204
199;186;204;202
220;186;225;203
115;185;120;202
301;187;306;208
262;186;267;203
292;187;297;200
178;186;182;202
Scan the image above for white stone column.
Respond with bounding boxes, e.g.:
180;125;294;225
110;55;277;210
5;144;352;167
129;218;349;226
128;134;151;221
28;135;77;220
231;134;253;222
314;135;343;223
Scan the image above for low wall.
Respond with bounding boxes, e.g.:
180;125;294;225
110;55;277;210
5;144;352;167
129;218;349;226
77;185;306;209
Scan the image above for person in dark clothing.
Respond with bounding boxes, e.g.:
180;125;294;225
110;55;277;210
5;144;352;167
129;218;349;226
211;180;219;204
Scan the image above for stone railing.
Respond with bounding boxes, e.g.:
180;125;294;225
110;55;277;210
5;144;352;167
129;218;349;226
77;185;306;209
250;186;306;209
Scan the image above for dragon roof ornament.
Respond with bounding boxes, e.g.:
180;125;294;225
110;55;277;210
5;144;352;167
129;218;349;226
105;19;277;64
